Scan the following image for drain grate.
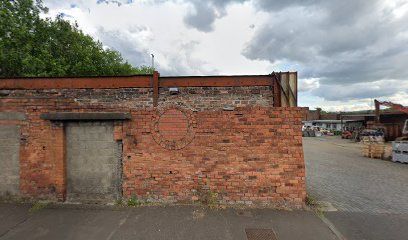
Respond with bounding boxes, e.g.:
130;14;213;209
245;228;277;240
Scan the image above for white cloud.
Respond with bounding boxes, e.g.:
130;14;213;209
311;80;408;101
42;0;408;110
299;78;319;92
243;0;408;109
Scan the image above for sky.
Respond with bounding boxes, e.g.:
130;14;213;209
43;0;408;111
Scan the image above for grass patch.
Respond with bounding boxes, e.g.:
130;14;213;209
305;195;324;217
127;196;142;207
305;195;318;207
206;191;219;209
115;198;124;206
199;190;219;209
29;201;48;213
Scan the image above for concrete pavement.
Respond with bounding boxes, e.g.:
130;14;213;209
4;135;407;240
325;212;408;240
0;203;337;240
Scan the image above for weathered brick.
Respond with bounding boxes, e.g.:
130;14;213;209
0;86;306;208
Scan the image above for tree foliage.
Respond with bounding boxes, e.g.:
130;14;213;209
0;0;152;77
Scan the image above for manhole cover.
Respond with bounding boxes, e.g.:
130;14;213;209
245;228;277;240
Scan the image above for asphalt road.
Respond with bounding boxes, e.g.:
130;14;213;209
304;136;408;240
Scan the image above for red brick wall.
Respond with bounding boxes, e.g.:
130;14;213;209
0;88;306;208
123;107;306;207
304;109;320;121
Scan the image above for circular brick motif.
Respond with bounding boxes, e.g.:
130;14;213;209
157;109;188;141
151;107;196;150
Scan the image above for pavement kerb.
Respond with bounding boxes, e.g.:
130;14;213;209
317;212;347;240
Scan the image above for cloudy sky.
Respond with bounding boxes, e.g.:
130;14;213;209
43;0;408;111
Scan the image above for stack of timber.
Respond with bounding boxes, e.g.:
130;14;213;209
384;144;393;160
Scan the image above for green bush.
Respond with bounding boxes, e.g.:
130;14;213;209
0;0;153;77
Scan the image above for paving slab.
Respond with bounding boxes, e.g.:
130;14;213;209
113;206;337;240
325;212;408;240
304;136;408;240
0;205;129;240
0;204;31;237
0;204;337;240
304;136;408;214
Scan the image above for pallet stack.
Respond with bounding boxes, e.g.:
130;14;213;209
362;143;387;159
384;145;393;160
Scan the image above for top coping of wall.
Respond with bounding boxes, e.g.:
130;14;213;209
0;72;297;90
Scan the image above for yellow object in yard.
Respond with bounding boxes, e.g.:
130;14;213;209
361;143;392;160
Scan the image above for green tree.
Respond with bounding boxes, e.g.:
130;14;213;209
0;0;152;77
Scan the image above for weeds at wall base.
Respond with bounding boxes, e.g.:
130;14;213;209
305;195;324;217
29;201;49;213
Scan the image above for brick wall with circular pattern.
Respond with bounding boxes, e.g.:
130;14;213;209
151;107;196;150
